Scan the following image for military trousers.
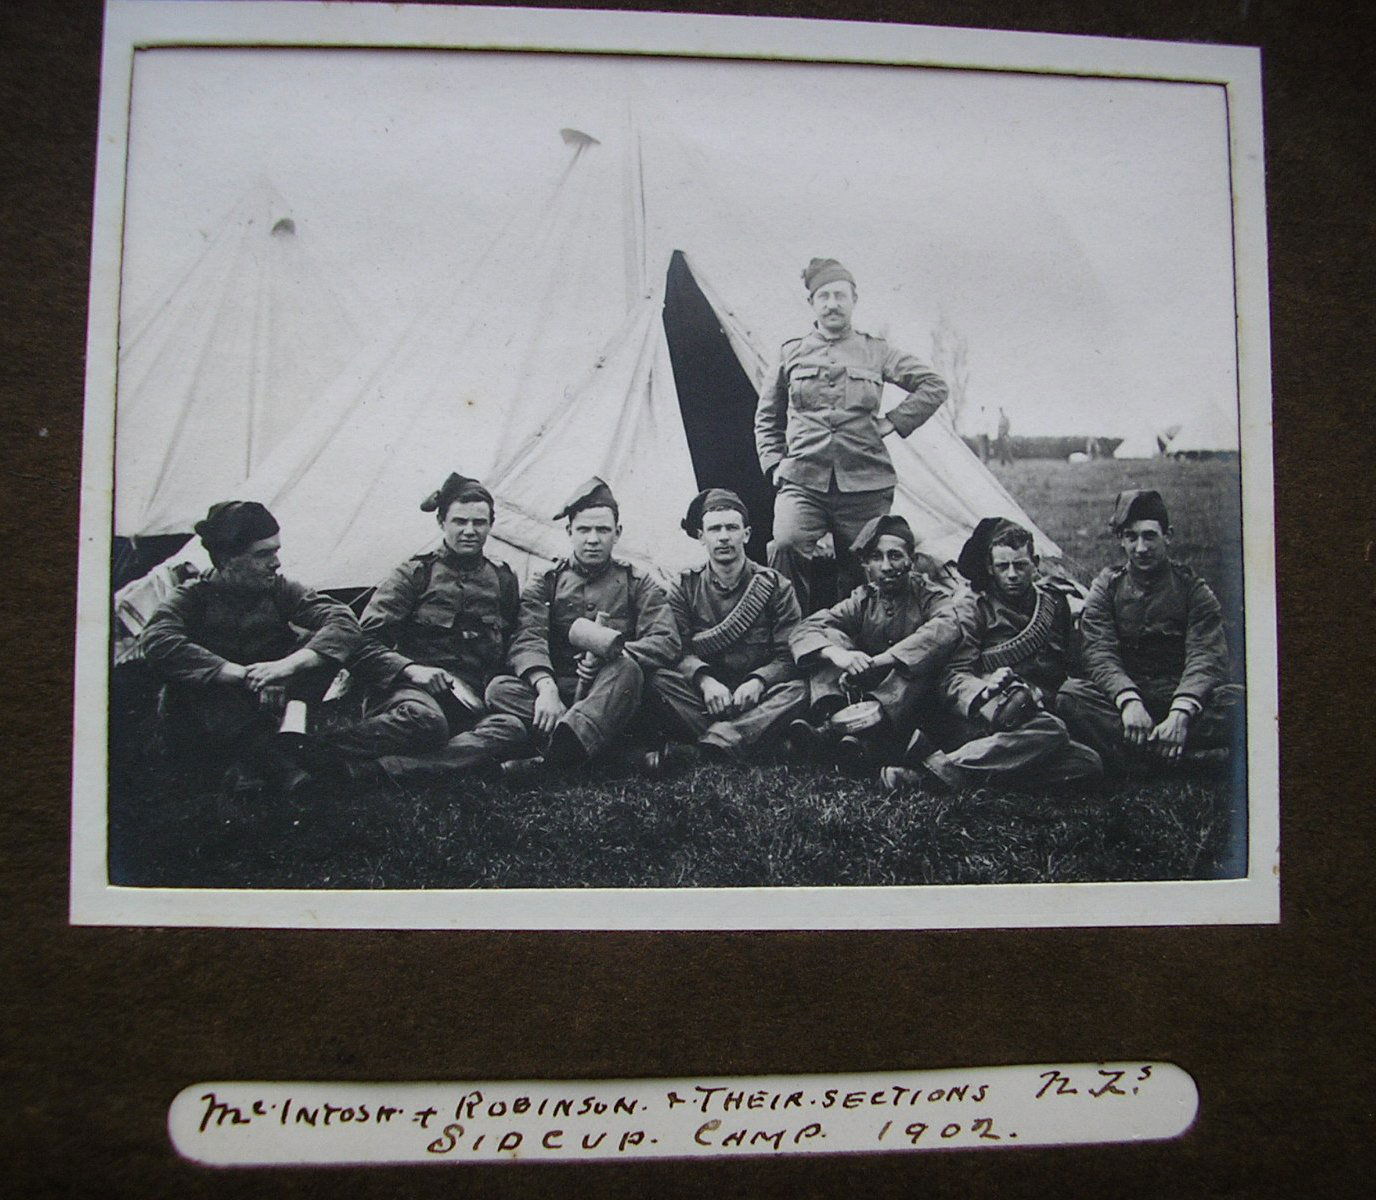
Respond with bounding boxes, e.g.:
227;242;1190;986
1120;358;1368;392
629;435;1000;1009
936;710;1104;788
486;655;645;761
1054;678;1246;775
160;667;333;760
648;670;807;761
768;479;894;613
323;684;452;759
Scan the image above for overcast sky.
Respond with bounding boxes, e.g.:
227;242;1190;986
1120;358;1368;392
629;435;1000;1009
121;46;1239;439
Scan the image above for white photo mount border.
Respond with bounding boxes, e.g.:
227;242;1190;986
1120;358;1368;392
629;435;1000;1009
72;2;1277;929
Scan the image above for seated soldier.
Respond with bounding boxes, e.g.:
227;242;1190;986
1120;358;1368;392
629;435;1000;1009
647;488;806;763
288;473;529;787
787;514;961;765
1056;489;1244;773
486;477;680;767
883;518;1102;792
138;501;361;799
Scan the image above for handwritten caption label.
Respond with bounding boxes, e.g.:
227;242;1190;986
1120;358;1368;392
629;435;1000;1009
168;1063;1196;1166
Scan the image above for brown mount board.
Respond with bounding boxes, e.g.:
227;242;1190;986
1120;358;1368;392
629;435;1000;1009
2;0;1372;1196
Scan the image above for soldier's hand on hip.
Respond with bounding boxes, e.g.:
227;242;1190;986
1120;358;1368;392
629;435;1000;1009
1120;699;1154;747
401;663;456;699
1148;711;1189;760
700;675;735;715
874;415;896;438
732;678;765;712
532;677;567;734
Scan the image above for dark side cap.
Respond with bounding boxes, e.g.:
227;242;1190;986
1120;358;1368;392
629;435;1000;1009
681;488;749;538
420;472;492;514
1109;488;1170;534
802;257;855;295
956;516;1027;591
194;500;279;558
850;513;916;557
553;475;618;522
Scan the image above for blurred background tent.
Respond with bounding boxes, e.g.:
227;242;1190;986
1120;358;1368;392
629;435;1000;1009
114;182;360;579
113;120;1063;652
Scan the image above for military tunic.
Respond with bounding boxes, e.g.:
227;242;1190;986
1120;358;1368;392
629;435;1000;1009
789;572;960;732
936;581;1102;787
650;560;806;758
140;572;361;755
755;324;947;613
1055;562;1243;774
326;548;520;763
486;557;680;760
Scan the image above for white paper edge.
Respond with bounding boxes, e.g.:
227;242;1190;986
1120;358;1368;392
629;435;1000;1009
71;2;1279;930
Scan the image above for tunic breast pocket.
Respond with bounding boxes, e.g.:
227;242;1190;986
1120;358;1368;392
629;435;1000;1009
787;364;827;412
842;365;883;413
413;596;460;629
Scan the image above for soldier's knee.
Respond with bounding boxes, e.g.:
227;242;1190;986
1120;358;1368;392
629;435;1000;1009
390;697;449;749
484;674;527;712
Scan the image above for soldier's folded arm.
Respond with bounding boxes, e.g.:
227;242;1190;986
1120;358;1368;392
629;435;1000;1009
788;591;864;663
941;597;994;717
622;571;680;669
882;346;949;437
1079;569;1142;708
1174;577;1229;713
750;577;804;688
138;586;236;685
351;560;424;688
281;580;362;670
667;579;711;681
886;602;962;674
507;570;557;681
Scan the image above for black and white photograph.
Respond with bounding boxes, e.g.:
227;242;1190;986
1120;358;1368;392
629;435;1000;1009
72;1;1278;928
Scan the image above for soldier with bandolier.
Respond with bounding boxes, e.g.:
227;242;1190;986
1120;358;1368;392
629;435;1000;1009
648;488;807;763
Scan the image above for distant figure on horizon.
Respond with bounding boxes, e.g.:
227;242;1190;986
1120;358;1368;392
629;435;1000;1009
996;406;1013;466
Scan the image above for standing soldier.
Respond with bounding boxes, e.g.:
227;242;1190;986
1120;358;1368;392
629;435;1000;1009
288;473;529;786
648;488;807;763
139;501;361;799
755;257;948;612
486;477;680;767
787;514;961;765
883;518;1101;792
1055;489;1245;773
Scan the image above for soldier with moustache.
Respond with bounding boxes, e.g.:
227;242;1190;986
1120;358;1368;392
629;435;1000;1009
486;477;680;767
1055;489;1244;774
755;257;948;613
787;513;961;765
882;518;1102;793
648;488;806;763
138;500;362;799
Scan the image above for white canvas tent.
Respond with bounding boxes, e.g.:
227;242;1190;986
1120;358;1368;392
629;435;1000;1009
1165;405;1239;458
115;182;360;538
1113;425;1166;459
116;122;1061;616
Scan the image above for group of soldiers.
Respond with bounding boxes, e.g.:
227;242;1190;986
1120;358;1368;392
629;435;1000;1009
136;256;1244;805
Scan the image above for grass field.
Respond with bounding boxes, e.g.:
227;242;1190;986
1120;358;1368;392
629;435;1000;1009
108;456;1249;891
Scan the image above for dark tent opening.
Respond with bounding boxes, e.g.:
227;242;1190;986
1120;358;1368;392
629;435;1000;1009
661;251;775;564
